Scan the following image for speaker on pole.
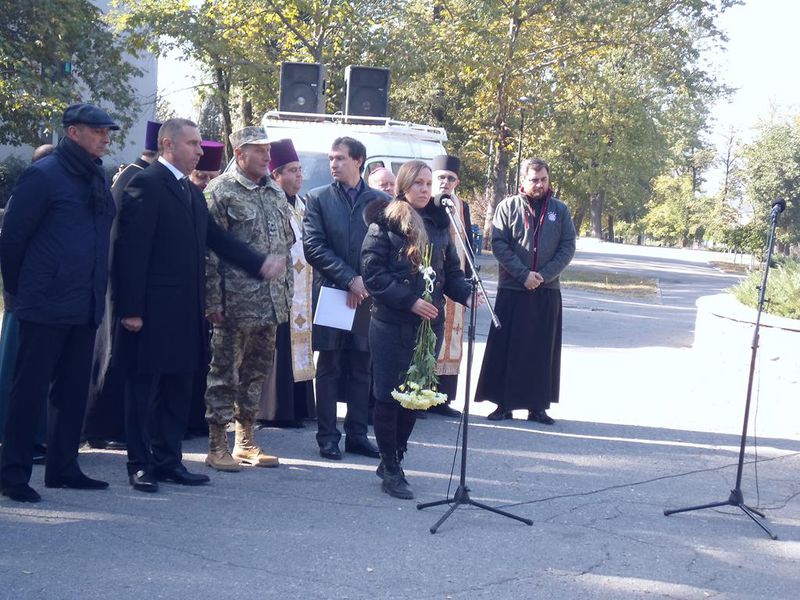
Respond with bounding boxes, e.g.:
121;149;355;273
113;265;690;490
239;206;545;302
279;62;327;114
344;65;390;117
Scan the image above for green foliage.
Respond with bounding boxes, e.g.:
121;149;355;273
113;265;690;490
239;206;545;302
0;0;141;147
742;118;800;248
0;156;29;209
732;259;800;319
108;0;732;237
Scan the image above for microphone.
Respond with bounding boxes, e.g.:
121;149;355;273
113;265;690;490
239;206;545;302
771;198;786;216
432;192;455;209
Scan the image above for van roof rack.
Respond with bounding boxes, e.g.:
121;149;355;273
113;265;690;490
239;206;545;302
263;110;448;142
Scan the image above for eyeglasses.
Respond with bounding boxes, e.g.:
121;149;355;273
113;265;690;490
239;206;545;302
437;175;457;183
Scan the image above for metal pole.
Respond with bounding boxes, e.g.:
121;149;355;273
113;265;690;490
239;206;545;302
515;109;524;191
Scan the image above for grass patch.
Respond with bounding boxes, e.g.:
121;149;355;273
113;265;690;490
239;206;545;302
561;270;659;298
731;259;800;319
478;261;658;298
710;260;751;274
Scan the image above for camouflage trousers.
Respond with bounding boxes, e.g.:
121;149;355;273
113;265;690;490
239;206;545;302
205;322;277;426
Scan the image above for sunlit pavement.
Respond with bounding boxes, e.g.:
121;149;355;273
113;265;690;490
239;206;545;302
2;240;799;599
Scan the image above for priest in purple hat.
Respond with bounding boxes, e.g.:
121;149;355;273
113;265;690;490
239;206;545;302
190;140;225;191
110;120;161;201
257;138;316;428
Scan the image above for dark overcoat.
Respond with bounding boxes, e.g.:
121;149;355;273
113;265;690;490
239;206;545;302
0;154;115;326
302;180;390;351
113;161;263;374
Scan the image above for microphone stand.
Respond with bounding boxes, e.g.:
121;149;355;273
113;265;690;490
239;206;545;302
663;202;786;540
417;197;533;533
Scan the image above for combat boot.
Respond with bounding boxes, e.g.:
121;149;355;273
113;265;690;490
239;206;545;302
380;452;414;500
376;446;407;481
232;419;280;468
205;424;241;472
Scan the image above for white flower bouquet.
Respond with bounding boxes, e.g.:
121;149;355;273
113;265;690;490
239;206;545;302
390;245;448;411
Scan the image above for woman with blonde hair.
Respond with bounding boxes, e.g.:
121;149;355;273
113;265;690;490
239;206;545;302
361;160;471;499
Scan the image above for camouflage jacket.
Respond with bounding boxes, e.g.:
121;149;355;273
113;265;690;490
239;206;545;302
205;166;294;324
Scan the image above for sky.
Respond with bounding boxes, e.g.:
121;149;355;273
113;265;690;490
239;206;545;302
708;0;800;162
157;0;800;192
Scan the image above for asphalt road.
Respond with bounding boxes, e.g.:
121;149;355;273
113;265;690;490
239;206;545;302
2;240;799;600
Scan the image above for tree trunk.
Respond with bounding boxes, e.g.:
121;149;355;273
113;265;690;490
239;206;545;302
215;65;234;162
589;190;605;239
607;214;615;242
572;208;585;234
481;8;522;250
241;96;253;126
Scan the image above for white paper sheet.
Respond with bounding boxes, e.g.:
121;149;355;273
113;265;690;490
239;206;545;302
313;286;356;331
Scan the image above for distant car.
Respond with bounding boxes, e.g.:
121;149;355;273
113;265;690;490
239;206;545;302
256;111;449;195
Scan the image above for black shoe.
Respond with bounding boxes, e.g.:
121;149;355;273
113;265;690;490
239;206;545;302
527;410;555;425
129;470;159;493
32;444;47;465
429;404;462;418
345;436;380;458
45;472;109;490
487;408;513;421
319;441;342;460
1;483;42;503
155;464;210;486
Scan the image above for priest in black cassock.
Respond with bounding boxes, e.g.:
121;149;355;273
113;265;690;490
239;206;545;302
474;158;575;425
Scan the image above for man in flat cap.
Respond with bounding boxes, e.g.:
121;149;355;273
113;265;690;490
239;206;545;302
203;126;293;472
258;138;316;428
0;103;118;502
114;118;276;492
427;154;473;418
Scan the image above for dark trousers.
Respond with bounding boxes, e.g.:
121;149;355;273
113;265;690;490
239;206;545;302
82;363;125;442
124;371;192;475
0;320;96;489
315;349;370;445
373;401;417;457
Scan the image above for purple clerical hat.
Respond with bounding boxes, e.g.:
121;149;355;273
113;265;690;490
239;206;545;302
196;141;224;172
268;138;300;172
144;120;162;152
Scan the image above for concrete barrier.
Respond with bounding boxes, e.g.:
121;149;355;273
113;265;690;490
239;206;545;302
693;294;799;426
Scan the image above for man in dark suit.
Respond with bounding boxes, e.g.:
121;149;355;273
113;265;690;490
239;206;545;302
83;120;162;452
114;118;273;493
303;137;389;460
0;104;118;503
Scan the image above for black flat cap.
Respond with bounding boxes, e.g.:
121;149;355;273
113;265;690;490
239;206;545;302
62;103;120;130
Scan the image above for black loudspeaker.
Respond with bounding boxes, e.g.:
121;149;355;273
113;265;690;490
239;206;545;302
344;66;390;117
279;62;327;113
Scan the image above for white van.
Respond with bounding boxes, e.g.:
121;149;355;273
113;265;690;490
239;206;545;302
260;110;448;194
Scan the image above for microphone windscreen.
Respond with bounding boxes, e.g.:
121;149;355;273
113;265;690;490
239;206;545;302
771;198;787;212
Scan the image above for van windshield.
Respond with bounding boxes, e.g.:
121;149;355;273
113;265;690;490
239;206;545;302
298;152;332;195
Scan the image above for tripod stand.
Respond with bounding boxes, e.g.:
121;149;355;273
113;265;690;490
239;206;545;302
663;199;787;540
417;195;533;533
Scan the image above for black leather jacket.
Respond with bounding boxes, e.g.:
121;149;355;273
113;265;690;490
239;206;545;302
361;199;470;327
302;179;391;350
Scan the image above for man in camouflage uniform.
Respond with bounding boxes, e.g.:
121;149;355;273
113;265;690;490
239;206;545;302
204;126;294;471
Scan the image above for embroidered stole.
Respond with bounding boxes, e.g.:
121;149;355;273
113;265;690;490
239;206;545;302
288;197;315;381
435;194;466;376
